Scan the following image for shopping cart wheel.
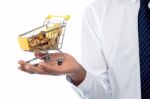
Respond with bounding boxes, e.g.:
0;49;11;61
57;59;63;65
44;56;50;62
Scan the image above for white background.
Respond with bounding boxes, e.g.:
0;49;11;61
0;0;93;99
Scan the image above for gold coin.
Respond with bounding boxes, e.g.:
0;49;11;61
37;31;46;40
29;37;40;48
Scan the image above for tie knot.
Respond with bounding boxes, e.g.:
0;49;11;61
141;0;150;6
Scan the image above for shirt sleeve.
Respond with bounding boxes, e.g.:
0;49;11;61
77;1;111;99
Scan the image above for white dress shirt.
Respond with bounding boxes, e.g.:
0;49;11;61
73;0;143;99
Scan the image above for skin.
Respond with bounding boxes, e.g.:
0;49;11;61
18;53;86;86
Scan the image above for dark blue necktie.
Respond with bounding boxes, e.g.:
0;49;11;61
138;0;150;98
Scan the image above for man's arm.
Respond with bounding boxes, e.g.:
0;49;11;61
18;53;86;85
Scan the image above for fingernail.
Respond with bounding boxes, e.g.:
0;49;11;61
18;60;24;64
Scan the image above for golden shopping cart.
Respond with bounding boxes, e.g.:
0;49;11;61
18;15;70;65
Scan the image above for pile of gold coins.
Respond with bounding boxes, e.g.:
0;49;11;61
28;24;62;51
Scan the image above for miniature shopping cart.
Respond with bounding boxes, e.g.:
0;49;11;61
18;15;70;65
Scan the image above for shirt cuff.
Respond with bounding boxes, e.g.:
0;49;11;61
66;71;94;92
77;71;94;91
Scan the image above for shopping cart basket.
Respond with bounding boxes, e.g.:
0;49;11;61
18;15;70;65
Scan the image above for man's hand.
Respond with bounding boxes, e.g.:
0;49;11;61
18;53;86;86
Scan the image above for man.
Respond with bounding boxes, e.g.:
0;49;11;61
18;0;150;99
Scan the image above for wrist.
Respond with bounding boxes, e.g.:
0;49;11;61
67;66;86;86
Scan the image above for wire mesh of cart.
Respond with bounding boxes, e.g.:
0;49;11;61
18;15;70;65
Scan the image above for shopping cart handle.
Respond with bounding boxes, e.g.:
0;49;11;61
46;15;71;20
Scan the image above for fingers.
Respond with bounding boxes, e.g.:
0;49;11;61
18;60;44;74
18;60;34;74
18;60;28;72
18;60;61;75
25;64;48;74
